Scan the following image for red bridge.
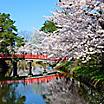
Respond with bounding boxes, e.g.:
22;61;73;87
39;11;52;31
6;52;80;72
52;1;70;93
0;54;68;61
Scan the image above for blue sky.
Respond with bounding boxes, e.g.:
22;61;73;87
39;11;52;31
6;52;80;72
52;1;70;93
0;0;57;32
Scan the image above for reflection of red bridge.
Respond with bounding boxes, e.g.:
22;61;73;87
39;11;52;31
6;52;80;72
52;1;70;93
0;73;63;84
0;54;68;61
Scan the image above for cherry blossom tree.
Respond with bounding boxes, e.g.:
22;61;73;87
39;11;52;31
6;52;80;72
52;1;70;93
17;30;47;54
40;0;104;63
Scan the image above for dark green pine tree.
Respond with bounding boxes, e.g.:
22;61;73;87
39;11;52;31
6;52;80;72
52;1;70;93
40;20;58;33
0;13;25;54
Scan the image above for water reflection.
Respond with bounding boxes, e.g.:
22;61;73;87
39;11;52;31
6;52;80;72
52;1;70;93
0;82;47;104
45;78;104;104
1;77;104;104
79;83;104;104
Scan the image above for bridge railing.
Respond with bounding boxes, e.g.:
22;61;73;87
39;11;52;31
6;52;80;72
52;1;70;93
0;54;68;62
0;54;48;59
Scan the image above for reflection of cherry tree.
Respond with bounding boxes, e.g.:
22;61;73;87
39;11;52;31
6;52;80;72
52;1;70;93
0;84;25;104
41;0;104;62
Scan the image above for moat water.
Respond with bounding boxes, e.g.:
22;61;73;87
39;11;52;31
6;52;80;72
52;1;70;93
0;78;104;104
0;81;48;104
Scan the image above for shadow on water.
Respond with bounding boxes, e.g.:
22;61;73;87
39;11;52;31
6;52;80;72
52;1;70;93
78;83;104;104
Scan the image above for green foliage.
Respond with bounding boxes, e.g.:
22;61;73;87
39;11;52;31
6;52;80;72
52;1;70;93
15;36;25;47
55;61;73;72
54;53;104;86
40;20;58;33
0;13;24;54
74;53;104;81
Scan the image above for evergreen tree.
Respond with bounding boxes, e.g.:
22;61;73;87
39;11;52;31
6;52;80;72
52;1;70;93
0;13;24;54
40;20;58;33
